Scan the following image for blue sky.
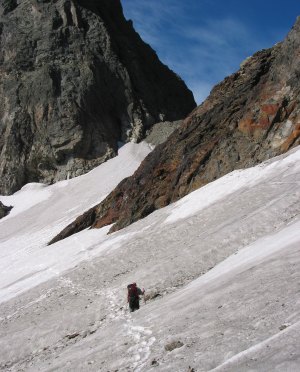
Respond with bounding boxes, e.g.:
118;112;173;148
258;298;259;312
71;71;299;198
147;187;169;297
121;0;299;103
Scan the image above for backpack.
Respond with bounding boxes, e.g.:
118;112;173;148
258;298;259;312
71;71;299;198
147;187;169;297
127;283;138;299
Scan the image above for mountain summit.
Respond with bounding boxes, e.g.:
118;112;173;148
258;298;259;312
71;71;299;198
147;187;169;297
0;0;195;194
50;16;300;244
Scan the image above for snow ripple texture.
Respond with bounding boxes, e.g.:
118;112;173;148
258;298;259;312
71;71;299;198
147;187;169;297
0;145;300;371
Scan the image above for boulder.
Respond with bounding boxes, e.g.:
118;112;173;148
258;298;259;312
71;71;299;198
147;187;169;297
0;201;12;219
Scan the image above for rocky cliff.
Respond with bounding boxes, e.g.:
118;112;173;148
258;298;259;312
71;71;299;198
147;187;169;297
0;0;195;195
50;17;300;245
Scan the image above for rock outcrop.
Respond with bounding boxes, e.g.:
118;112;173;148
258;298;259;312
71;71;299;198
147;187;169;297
50;17;300;245
0;201;12;219
0;0;195;195
145;120;182;146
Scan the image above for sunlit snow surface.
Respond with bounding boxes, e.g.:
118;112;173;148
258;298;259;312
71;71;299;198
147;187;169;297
0;142;151;302
0;143;300;371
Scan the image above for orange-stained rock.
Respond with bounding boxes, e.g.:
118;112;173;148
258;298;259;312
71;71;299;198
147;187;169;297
238;114;271;139
261;103;280;115
281;123;300;152
238;117;255;135
93;209;118;229
258;112;270;127
49;17;300;244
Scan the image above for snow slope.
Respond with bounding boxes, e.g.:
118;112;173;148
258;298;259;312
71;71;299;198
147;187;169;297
0;142;152;303
0;144;299;371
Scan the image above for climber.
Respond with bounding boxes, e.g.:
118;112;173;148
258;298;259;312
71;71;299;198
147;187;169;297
127;282;145;312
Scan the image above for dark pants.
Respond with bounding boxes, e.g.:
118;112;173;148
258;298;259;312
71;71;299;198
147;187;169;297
129;297;140;312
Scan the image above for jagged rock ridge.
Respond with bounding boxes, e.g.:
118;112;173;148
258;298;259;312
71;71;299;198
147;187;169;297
50;17;300;245
0;0;195;194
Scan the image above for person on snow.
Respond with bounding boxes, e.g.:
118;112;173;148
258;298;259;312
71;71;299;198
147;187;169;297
127;282;145;312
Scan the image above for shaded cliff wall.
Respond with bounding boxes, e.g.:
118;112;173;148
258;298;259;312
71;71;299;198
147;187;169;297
0;0;195;194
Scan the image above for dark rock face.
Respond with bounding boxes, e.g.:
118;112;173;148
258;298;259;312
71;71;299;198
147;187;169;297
50;18;300;245
0;0;195;195
0;201;12;219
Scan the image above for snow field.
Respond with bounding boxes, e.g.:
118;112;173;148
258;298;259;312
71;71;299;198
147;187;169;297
0;145;299;371
0;142;152;303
